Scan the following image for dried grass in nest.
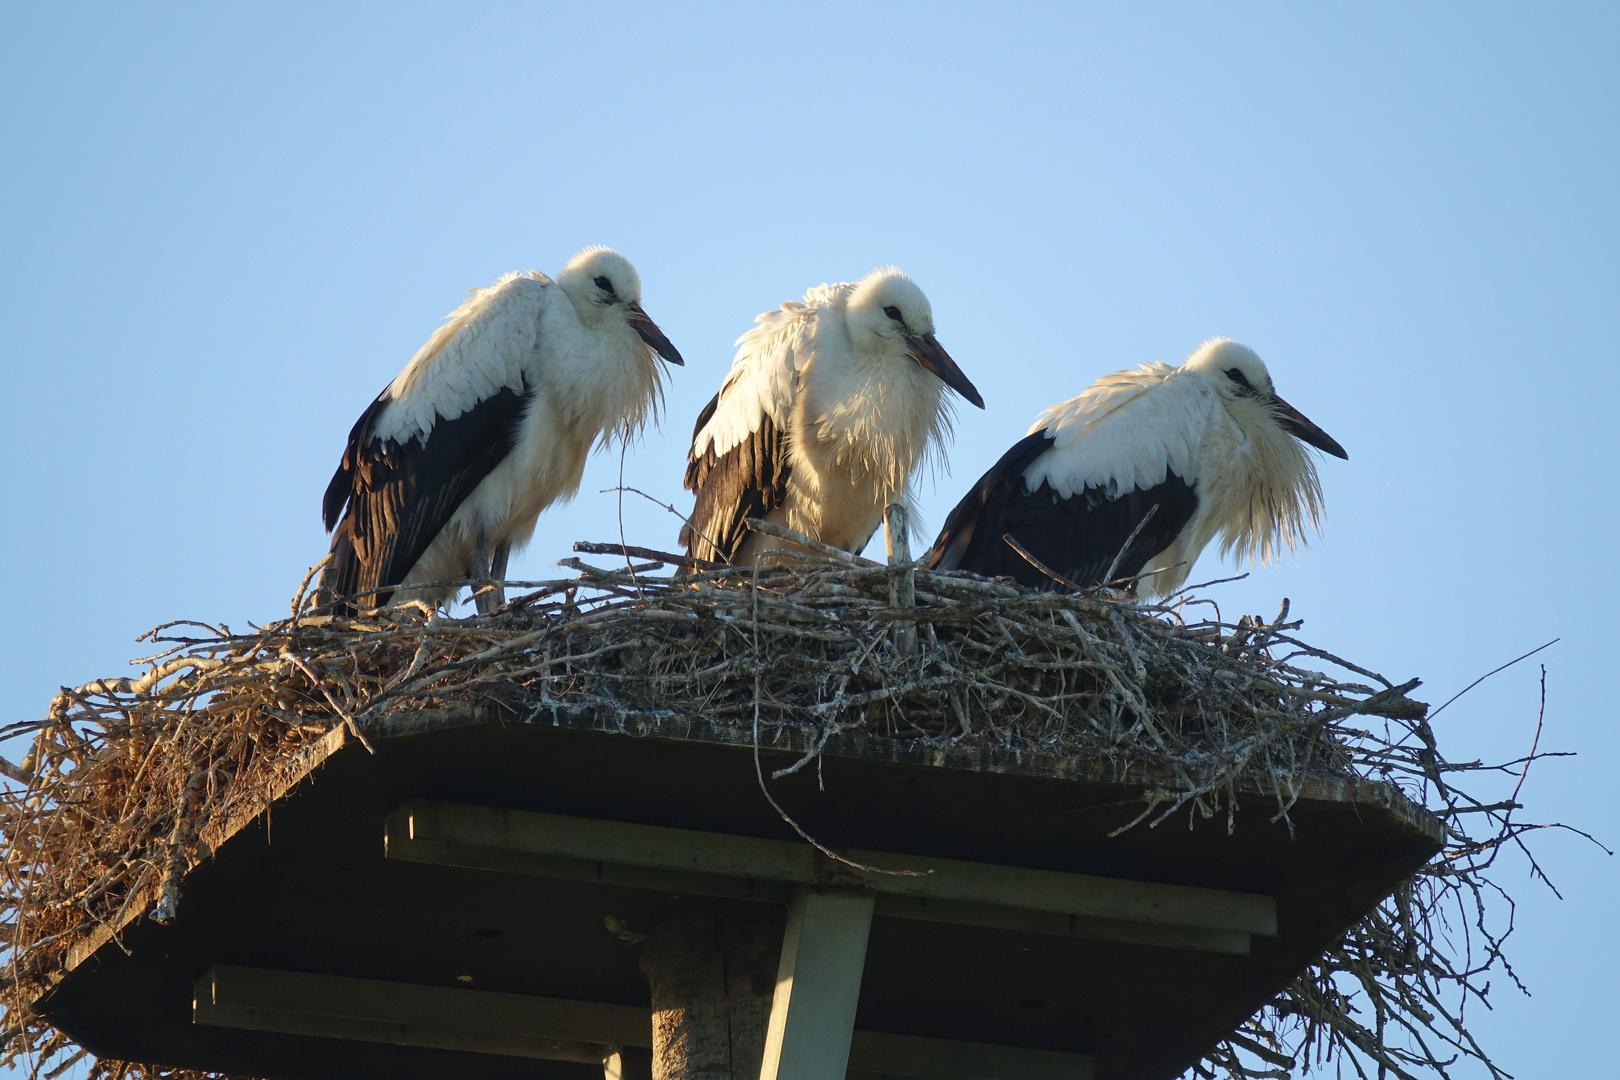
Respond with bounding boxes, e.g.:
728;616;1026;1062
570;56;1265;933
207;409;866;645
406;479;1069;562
0;535;1578;1080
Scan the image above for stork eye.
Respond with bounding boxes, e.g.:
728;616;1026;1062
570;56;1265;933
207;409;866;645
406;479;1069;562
593;276;613;293
1225;368;1258;394
883;305;904;323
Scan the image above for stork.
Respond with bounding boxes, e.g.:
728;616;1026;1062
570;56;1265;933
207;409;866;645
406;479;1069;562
322;247;683;614
681;267;983;566
928;338;1347;598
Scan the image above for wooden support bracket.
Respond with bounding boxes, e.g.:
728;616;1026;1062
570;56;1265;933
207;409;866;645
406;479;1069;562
384;801;1274;952
760;888;876;1080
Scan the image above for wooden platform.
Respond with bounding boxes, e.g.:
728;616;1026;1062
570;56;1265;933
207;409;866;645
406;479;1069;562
35;702;1442;1080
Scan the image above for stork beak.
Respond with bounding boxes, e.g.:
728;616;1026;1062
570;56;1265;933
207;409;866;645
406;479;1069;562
1270;394;1348;459
906;332;984;409
625;302;684;366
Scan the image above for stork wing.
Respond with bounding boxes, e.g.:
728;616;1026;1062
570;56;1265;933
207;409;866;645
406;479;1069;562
929;365;1208;589
326;386;528;606
369;272;548;447
680;293;834;562
323;273;548;606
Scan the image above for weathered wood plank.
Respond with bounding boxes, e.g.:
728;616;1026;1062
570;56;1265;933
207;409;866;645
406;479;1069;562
192;964;642;1062
760;889;875;1080
387;801;1277;936
871;895;1249;956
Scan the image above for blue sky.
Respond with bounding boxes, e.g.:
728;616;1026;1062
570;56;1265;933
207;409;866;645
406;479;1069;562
4;4;1616;1075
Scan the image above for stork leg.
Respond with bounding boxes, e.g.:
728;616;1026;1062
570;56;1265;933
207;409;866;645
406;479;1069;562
487;540;511;611
472;524;494;615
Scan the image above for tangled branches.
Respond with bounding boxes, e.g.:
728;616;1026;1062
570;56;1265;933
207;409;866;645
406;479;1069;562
0;541;1578;1080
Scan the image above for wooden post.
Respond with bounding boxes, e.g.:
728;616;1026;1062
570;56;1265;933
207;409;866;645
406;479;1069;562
639;906;781;1080
759;888;876;1080
312;560;340;614
884;503;918;657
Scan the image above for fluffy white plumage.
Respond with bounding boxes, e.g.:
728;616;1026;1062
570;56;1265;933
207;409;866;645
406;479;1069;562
1029;339;1343;593
683;267;982;563
324;247;681;611
931;338;1346;598
374;273;543;447
1025;362;1209;500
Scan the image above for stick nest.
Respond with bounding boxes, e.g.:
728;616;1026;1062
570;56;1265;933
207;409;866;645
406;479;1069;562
0;542;1566;1080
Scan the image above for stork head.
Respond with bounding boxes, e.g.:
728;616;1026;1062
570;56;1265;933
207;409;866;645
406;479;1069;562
846;267;983;408
558;246;684;366
1187;339;1347;459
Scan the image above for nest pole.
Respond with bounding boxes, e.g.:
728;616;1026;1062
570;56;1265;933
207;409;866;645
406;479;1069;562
639;904;783;1080
884;503;918;658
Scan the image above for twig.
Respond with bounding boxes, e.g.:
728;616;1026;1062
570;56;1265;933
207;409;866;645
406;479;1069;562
573;541;722;572
613;442;641;597
744;518;880;566
289;554;332;622
279;651;374;755
601;486;733;567
1001;534;1085;590
1506;667;1547;813
1101;503;1159;587
1428;639;1559;721
747;559;927;878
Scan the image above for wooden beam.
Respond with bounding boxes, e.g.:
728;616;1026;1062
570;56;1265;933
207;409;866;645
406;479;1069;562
194;965;1096;1078
760;888;875;1080
871;895;1249;956
849;1030;1094;1079
192;964;646;1063
386;801;1275;938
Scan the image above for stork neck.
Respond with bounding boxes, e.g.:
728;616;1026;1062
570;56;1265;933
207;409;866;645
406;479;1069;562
547;310;662;442
1195;398;1323;569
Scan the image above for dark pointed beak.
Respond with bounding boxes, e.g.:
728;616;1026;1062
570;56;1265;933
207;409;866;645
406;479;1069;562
1270;394;1348;459
625;302;684;366
906;332;984;409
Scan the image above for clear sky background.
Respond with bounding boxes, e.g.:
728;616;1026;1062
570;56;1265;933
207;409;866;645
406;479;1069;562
4;4;1616;1076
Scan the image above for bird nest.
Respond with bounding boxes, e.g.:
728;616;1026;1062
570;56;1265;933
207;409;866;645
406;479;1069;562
0;533;1566;1080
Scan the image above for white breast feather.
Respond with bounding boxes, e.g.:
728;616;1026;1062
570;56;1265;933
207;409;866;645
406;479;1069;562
1025;363;1215;498
373;272;551;446
692;283;855;460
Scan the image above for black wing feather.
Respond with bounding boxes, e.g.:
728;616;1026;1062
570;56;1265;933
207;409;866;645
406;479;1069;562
325;384;528;609
928;431;1199;590
680;392;790;564
324;393;389;532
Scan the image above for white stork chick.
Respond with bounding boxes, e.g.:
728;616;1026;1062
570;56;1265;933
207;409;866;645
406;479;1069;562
928;338;1347;598
323;247;683;613
681;267;983;565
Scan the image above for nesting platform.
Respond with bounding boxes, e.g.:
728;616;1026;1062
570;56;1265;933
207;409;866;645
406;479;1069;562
34;703;1441;1080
